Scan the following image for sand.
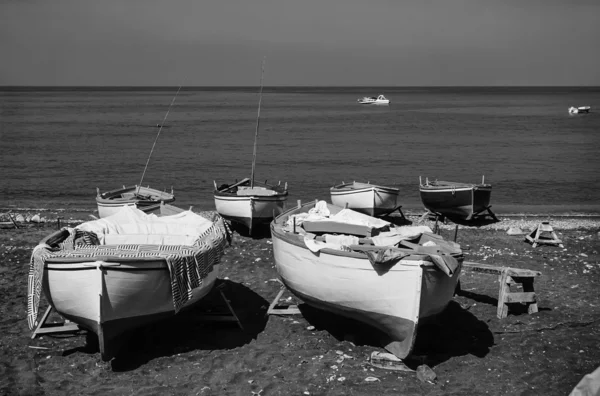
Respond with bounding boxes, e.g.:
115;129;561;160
1;214;599;396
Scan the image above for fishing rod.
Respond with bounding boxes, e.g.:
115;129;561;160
137;85;182;195
250;58;266;189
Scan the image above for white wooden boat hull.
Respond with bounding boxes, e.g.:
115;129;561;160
42;260;218;360
330;183;400;217
214;195;286;233
271;202;462;358
96;185;175;218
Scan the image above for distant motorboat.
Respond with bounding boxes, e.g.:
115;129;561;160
568;106;591;114
357;95;390;105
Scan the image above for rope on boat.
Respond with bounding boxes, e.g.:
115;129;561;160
137;85;183;195
250;57;266;189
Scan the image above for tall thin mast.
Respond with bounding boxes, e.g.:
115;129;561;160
137;85;182;195
250;58;265;189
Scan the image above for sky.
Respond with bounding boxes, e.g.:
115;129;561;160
1;0;599;86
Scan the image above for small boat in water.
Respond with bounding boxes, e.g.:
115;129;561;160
357;95;390;105
330;181;401;217
419;176;494;221
271;200;463;359
568;106;591;114
214;178;288;235
96;185;175;218
28;205;229;361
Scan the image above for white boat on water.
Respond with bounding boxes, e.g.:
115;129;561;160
330;181;401;217
271;200;463;359
28;205;229;361
568;106;591;114
357;95;390;105
96;185;175;218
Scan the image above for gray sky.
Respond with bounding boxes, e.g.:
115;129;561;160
1;0;599;86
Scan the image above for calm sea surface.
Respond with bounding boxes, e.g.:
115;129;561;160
1;87;599;216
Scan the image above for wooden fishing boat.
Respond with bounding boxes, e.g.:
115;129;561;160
96;87;181;219
28;205;229;361
419;176;494;221
330;181;400;217
214;178;288;235
96;185;175;218
271;200;463;359
213;59;288;235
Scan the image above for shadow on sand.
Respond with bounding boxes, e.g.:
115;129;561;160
229;221;273;240
297;300;493;368
61;280;269;371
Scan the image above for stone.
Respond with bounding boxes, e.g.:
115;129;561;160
416;364;437;383
506;227;524;235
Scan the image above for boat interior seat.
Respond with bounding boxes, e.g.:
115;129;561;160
236;186;278;196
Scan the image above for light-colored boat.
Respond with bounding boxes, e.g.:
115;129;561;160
357;95;390;105
28;205;229;361
330;181;400;217
214;178;288;234
271;200;462;359
213;60;288;235
419;176;493;221
568;106;591;114
96;185;175;218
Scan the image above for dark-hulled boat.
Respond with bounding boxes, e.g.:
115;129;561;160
419;177;492;221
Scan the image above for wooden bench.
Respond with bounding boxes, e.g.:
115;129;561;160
459;261;542;319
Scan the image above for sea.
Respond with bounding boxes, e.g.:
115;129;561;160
1;86;599;218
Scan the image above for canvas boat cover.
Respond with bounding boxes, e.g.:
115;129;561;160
27;206;230;330
285;201;461;276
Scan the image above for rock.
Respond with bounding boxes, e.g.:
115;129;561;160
416;364;437;383
506;227;524;235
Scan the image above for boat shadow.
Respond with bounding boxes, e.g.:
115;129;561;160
229;221;272;239
298;300;493;368
64;280;269;371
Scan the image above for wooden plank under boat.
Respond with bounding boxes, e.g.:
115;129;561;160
28;205;229;361
214;178;288;235
270;200;463;359
330;181;400;217
419;177;492;221
96;185;175;218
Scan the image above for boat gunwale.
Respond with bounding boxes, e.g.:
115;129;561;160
97;185;175;202
331;182;400;195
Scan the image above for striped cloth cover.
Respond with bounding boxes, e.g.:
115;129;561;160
27;211;229;330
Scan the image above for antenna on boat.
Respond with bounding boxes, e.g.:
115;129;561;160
250;57;266;189
137;85;183;195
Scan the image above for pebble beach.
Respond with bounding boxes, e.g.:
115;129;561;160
1;210;599;395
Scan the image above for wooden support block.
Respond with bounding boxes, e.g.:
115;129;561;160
525;222;563;248
196;283;245;331
31;306;81;339
460;261;541;319
267;286;301;316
